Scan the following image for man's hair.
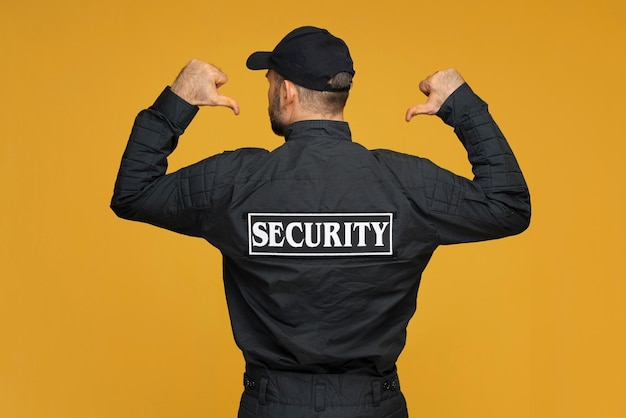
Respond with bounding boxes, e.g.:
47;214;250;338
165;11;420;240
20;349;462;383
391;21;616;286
276;72;352;115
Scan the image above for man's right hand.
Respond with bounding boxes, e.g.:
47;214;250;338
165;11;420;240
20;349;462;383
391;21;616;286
170;59;240;115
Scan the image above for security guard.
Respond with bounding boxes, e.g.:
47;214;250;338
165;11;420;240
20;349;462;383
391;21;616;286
111;26;530;418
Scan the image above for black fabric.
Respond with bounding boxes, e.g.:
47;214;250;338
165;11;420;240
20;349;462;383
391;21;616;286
238;366;407;418
111;83;530;380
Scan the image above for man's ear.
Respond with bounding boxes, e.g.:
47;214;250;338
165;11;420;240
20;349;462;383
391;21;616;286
281;79;298;107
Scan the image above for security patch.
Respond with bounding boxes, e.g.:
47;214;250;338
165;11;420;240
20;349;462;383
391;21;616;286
248;213;393;256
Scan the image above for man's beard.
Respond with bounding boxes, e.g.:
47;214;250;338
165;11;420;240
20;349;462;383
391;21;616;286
269;91;286;137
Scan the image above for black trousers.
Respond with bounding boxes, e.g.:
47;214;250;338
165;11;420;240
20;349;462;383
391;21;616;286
237;366;409;418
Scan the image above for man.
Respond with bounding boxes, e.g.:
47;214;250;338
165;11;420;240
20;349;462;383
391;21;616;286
111;26;530;418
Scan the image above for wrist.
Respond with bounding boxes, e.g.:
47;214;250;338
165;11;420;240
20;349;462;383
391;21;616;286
169;82;194;105
151;87;199;132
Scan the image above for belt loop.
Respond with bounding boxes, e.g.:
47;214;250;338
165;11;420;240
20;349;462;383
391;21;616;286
258;377;268;405
314;383;326;412
372;380;381;407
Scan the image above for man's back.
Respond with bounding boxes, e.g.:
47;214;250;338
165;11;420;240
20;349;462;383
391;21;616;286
199;120;436;376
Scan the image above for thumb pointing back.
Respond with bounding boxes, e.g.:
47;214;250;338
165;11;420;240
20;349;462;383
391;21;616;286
405;102;437;122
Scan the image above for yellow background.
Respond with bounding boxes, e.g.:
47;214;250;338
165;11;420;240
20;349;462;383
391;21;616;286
1;0;624;417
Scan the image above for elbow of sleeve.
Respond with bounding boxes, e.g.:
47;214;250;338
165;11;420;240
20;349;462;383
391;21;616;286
110;201;131;220
512;210;531;235
505;193;532;235
110;194;139;221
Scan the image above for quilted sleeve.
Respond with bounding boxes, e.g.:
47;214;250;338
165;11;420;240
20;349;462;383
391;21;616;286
420;83;531;244
110;87;212;236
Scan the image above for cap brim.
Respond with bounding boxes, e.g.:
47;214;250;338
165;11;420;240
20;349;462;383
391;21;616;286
246;52;272;70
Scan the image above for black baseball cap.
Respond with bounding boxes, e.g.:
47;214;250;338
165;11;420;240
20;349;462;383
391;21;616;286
246;26;355;92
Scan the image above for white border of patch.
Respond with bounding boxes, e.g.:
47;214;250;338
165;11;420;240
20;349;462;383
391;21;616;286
247;213;393;257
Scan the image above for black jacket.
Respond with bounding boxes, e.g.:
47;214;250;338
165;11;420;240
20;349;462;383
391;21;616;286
111;83;530;376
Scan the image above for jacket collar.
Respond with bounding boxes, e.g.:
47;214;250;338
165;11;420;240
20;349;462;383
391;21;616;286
283;120;352;142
